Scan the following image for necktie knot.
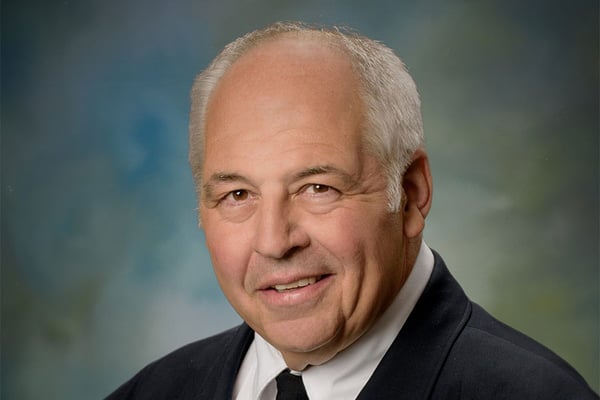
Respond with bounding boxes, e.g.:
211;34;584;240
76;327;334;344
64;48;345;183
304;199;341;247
275;369;309;400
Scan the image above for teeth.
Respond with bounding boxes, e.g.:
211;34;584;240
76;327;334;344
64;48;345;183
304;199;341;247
274;277;318;292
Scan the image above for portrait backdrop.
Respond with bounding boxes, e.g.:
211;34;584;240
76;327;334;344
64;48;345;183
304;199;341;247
2;0;598;398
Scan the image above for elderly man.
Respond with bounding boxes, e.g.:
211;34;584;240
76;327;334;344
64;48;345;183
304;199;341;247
107;22;597;399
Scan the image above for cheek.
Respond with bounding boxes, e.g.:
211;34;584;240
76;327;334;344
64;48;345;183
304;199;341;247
310;208;371;258
310;206;401;292
204;223;252;289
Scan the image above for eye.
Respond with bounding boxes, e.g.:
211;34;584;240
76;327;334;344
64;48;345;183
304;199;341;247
214;188;256;221
298;183;341;210
305;184;333;194
218;188;255;209
227;189;249;202
302;184;341;199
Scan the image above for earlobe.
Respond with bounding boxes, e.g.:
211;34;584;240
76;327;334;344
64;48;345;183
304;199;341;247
401;149;433;238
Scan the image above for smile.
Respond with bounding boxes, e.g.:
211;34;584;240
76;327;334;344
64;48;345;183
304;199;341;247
271;275;323;292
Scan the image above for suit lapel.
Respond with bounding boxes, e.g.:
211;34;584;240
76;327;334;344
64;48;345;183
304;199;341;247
357;251;471;399
194;323;254;399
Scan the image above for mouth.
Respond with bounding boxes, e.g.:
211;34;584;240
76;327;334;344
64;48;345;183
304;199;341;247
270;275;326;293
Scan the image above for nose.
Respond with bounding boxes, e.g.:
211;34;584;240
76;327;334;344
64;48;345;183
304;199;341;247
253;197;309;259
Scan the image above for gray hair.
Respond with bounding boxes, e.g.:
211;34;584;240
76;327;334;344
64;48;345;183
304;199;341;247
189;22;424;212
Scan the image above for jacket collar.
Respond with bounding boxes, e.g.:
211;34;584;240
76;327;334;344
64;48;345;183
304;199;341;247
356;250;471;399
196;324;255;399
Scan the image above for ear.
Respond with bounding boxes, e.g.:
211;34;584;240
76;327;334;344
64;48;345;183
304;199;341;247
401;149;433;238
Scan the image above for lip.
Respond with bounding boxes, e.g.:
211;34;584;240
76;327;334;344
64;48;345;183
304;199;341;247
259;272;329;291
257;274;333;308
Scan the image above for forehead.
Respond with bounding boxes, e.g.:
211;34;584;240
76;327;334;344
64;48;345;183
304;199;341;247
218;34;356;96
203;36;366;171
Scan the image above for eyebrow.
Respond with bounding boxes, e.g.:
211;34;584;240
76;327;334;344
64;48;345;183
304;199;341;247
293;165;355;186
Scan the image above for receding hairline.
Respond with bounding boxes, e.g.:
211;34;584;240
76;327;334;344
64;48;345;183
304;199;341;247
220;24;366;62
204;29;364;110
227;31;355;68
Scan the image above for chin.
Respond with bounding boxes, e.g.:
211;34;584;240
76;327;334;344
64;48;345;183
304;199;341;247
263;319;344;364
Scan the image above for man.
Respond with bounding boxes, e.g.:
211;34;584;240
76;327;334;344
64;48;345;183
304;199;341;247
107;22;597;399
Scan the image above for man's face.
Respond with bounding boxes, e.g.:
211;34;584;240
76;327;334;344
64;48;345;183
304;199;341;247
200;38;409;369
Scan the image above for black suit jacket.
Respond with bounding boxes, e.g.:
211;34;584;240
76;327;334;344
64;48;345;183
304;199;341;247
107;251;598;399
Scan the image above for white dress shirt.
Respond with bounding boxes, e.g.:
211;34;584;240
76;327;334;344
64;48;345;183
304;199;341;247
233;241;435;400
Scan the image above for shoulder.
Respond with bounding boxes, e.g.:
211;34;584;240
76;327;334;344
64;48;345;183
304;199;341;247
435;302;598;399
137;324;247;379
105;324;253;399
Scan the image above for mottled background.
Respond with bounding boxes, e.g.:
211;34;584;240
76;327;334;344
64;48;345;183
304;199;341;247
2;0;598;398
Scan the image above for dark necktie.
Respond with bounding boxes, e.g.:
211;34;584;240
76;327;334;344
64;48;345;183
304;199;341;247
275;369;309;400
